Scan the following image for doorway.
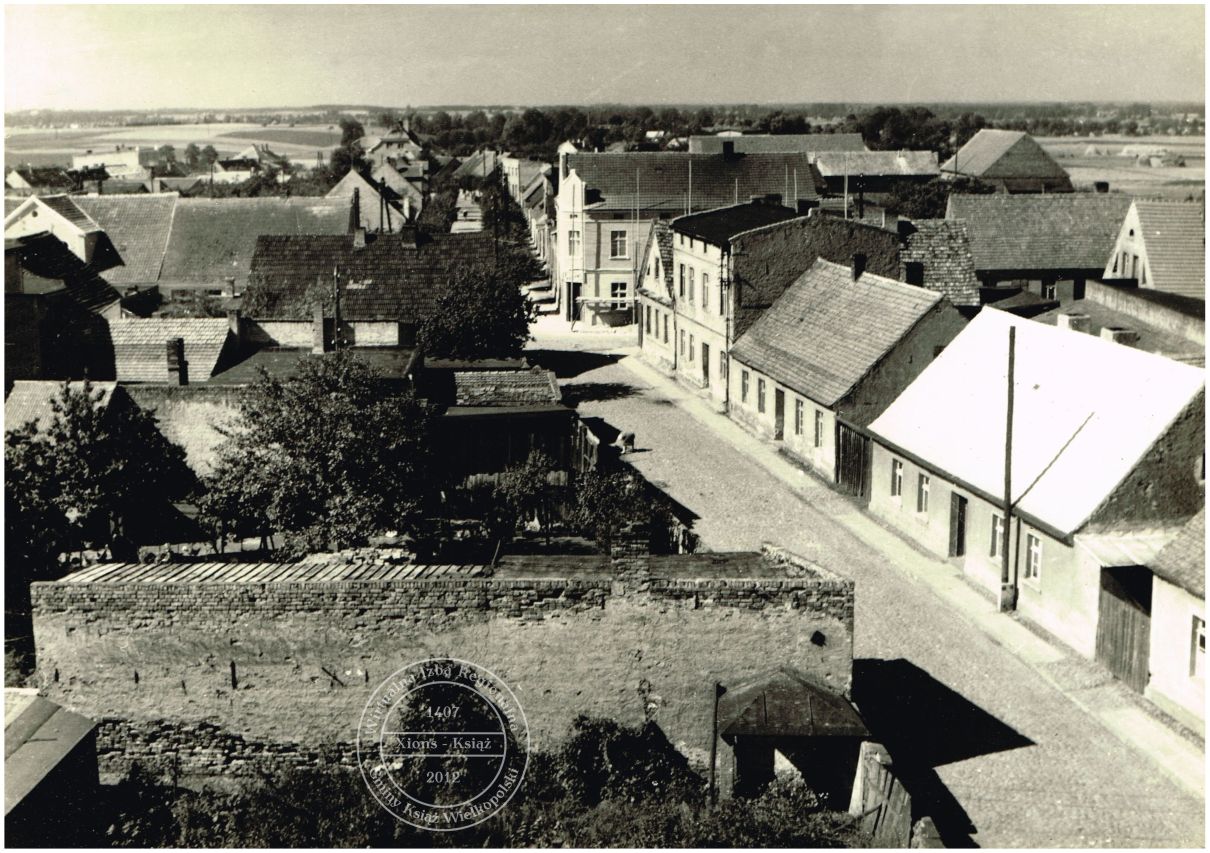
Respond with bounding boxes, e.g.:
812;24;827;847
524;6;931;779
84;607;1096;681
702;342;710;387
773;389;785;440
948;494;967;557
1096;566;1152;693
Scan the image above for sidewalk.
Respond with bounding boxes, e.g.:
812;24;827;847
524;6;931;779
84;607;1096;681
615;346;1206;801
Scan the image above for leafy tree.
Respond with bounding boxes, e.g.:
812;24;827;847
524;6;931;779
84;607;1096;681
338;117;365;147
5;423;69;616
328;144;367;180
882;175;996;220
199;352;437;558
493;450;557;544
571;468;655;552
200;144;219;167
183;143;201;169
417;248;536;360
155;144;176;164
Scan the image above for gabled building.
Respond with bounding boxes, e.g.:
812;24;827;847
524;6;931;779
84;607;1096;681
236;144;291;171
5;166;77;196
1146;508;1205;730
812;150;939;197
107;317;240;384
688;133;867;155
211;158;261;184
366;128;425;166
636;220;677;370
1102;199;1204;300
947;193;1132;300
327;169;414;233
866;308;1204;660
554;148;824;325
940;129;1074;193
371;162;425;213
729;258;965;495
72;146;158;180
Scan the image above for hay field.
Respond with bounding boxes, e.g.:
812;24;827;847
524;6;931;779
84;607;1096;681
1039;134;1205;198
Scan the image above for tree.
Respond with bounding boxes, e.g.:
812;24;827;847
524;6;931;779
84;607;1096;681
155;144;176;164
200;144;219;167
184;143;201;169
882;175;996;220
571;468;654;552
493;450;557;544
328;143;367;179
338;117;365;147
5;424;69;616
417;249;536;360
199;352;438;558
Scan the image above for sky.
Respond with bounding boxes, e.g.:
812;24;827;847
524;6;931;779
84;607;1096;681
4;4;1205;111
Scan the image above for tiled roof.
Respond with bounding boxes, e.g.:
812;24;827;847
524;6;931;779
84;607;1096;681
453;150;501;180
940;129;1071;184
947;193;1132;273
5;197;23;217
5;380;117;433
638;220;675;301
7;231;120;312
900;220;980;306
813;150;939;178
1134;200;1205;299
206;346;417;385
40;195;99;230
108;317;232;383
1149;508;1205;598
451;367;562;407
671;202;799;246
244;229;496;321
730;259;945;407
688;134;867;155
327;170;413;230
73;193;177;285
868;308;1205;536
567;152;823;212
160;197;353;287
9;167;76;189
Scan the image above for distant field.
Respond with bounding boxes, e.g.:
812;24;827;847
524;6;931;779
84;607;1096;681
219;128;341;148
1038;135;1205;198
4;122;340;169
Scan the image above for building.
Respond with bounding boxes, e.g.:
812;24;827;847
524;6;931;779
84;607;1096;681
453;149;502;182
729;258;966;495
501;156;550;204
5;166;77;196
5;689;99;847
107;317;240;384
940;129;1074;193
812;150;939;197
866;308;1204;662
947;193;1133;300
1033;279;1205;366
366;128;425;166
327;169;415;232
71;146;156;180
371;162;425;214
1146;509;1205;731
210;158;261;184
1102;199;1204;300
554;148;824;325
236;144;290;171
688;133;867;155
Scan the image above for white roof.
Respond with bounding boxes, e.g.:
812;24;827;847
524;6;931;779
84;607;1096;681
868;308;1204;536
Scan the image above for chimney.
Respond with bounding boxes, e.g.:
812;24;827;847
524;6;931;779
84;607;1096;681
559;149;570;181
851;253;867;281
403;196;412;222
722;140;736;159
897;219;918;242
1057;312;1092;334
166;337;187;385
764;193;782;206
353;226;367;249
796;199;814;216
312;303;327;354
351;187;361;231
1100;326;1139;347
1094;181;1110;194
226;309;243;343
400;225;418;248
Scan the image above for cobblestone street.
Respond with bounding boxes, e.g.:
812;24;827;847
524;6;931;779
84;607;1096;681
530;333;1205;848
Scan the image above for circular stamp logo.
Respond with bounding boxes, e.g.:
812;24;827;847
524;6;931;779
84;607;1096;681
357;659;529;831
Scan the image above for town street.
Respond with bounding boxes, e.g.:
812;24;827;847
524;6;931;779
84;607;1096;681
529;328;1205;849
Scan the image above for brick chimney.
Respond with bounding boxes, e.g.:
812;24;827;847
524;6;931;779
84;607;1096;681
1057;312;1092;334
851;253;867;281
722;140;736;159
1101;326;1140;347
351;187;361;231
166;337;187;385
312;303;327;354
226;309;243;343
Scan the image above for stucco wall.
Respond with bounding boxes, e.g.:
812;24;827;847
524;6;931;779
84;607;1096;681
246;320;402;348
1146;579;1205;730
728;362;838;482
125;385;244;476
32;557;854;783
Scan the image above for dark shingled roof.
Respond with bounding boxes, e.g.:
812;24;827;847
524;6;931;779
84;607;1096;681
671;202;799;246
108;318;233;383
688;134;867;155
73;194;177;285
8;167;76;190
5;380;118;432
1150;508;1205;598
39;195;99;230
637;220;675;302
941;129;1073;192
205;347;417;385
947;193;1132;273
1133;200;1205;299
451;368;562;407
900;220;980;307
731;259;945;407
245;229;496;321
719;667;867;738
7;231;121;312
566;151;823;212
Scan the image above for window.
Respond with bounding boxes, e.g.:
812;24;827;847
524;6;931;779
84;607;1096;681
688;267;695;304
916;474;930;514
990;513;1004;558
1024;533;1042;583
680;329;686;355
1141;263;1147;286
890;459;903;498
814;409;824;448
794;399;804;435
757;378;766;413
610;282;626;310
663;314;669;343
655;257;661;280
688;334;695;360
719;279;726;315
1041;282;1057;300
644;305;651;334
702;272;710;310
720;351;728;382
1192;616;1206;679
568;229;580;255
610;230;627;258
904;262;924;286
741;370;750;403
679;264;685;297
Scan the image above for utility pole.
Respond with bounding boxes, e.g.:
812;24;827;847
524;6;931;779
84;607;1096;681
332;264;341;353
999;326;1016;612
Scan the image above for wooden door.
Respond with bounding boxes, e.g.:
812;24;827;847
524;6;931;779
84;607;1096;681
836;422;871;498
1096;566;1152;693
773;389;785;440
948;494;967;557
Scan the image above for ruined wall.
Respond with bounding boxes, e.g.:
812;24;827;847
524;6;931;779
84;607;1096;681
32;557;854;783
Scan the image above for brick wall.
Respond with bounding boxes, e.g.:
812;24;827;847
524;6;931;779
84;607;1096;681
32;553;854;783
